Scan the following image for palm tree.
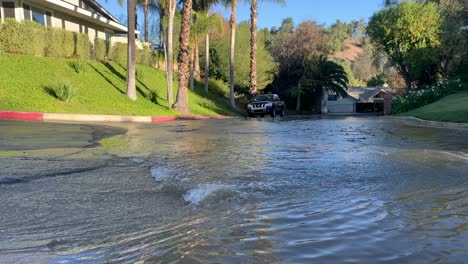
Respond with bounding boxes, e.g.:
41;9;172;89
249;0;258;95
222;0;237;109
127;0;137;101
300;56;349;113
249;0;284;96
114;0;137;100
189;8;223;92
136;0;158;42
157;0;176;109
193;0;221;94
174;0;193;114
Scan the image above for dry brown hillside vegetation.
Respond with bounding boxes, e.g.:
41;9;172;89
332;39;364;62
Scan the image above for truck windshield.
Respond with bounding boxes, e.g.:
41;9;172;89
253;95;273;101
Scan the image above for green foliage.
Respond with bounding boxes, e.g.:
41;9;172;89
94;38;107;60
68;60;87;74
75;33;92;59
393;79;464;114
300;56;349;98
109;42;127;64
44;28;74;58
137;46;153;66
367;73;386;86
401;92;468;123
198;97;216;109
324;20;353;53
0;53;235;116
46;80;75;102
0;19;45;56
367;1;442;90
336;60;365;87
209;22;278;95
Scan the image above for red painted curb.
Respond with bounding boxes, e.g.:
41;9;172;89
151;116;177;123
0;111;43;121
0;111;232;123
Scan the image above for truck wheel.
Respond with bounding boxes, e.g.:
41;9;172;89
279;108;285;117
270;108;276;118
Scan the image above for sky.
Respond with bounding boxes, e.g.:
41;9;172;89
101;0;384;31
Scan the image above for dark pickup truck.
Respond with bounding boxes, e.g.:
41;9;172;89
247;94;286;118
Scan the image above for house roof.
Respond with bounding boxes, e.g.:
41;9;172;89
33;0;133;33
347;87;394;103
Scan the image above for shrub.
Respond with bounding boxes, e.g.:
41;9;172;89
109;42;127;64
392;79;463;114
137;47;153;66
46;80;75;102
147;90;158;104
75;33;92;59
198;97;215;109
68;60;87;74
0;19;45;56
44;28;74;58
94;38;107;60
208;79;229;99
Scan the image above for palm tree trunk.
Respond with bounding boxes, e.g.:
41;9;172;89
174;0;193;115
190;43;195;90
144;0;149;42
204;32;210;94
229;0;237;109
296;93;301;113
249;0;258;95
166;0;176;109
127;0;137;101
194;41;200;79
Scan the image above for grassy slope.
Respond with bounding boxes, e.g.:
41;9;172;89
402;92;468;123
0;53;235;116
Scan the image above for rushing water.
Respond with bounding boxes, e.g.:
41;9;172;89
0;117;467;263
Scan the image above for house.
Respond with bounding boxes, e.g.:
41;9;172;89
0;0;135;45
324;87;395;115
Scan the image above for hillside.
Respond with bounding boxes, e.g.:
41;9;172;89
332;39;364;62
402;92;468;123
0;53;235;116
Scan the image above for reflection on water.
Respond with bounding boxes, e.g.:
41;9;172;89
0;117;467;263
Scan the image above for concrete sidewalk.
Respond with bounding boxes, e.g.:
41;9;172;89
0;111;232;123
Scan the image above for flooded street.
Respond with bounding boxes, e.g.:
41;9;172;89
0;117;467;263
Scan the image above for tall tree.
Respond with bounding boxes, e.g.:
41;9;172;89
174;0;193;114
127;0;137;101
137;0;158;42
248;0;285;95
228;0;237;108
249;0;258;95
193;0;221;94
165;0;177;108
300;56;349;113
367;1;441;92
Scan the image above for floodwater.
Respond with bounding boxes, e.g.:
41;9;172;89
0;117;467;264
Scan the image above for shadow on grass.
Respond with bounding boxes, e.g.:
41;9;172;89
89;64;125;95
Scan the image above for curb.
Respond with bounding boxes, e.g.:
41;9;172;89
0;111;232;123
388;116;468;130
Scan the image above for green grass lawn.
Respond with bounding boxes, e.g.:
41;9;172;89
402;92;468;123
0;52;236;116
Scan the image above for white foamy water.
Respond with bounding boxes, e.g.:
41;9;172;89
150;166;171;182
184;184;234;204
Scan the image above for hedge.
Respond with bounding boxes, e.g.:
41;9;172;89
0;19;155;65
94;38;107;60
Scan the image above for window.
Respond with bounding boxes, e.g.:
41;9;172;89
23;4;31;20
22;3;52;27
31;7;45;25
328;94;338;101
2;1;15;19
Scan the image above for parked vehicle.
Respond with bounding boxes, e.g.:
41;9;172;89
247;94;286;118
